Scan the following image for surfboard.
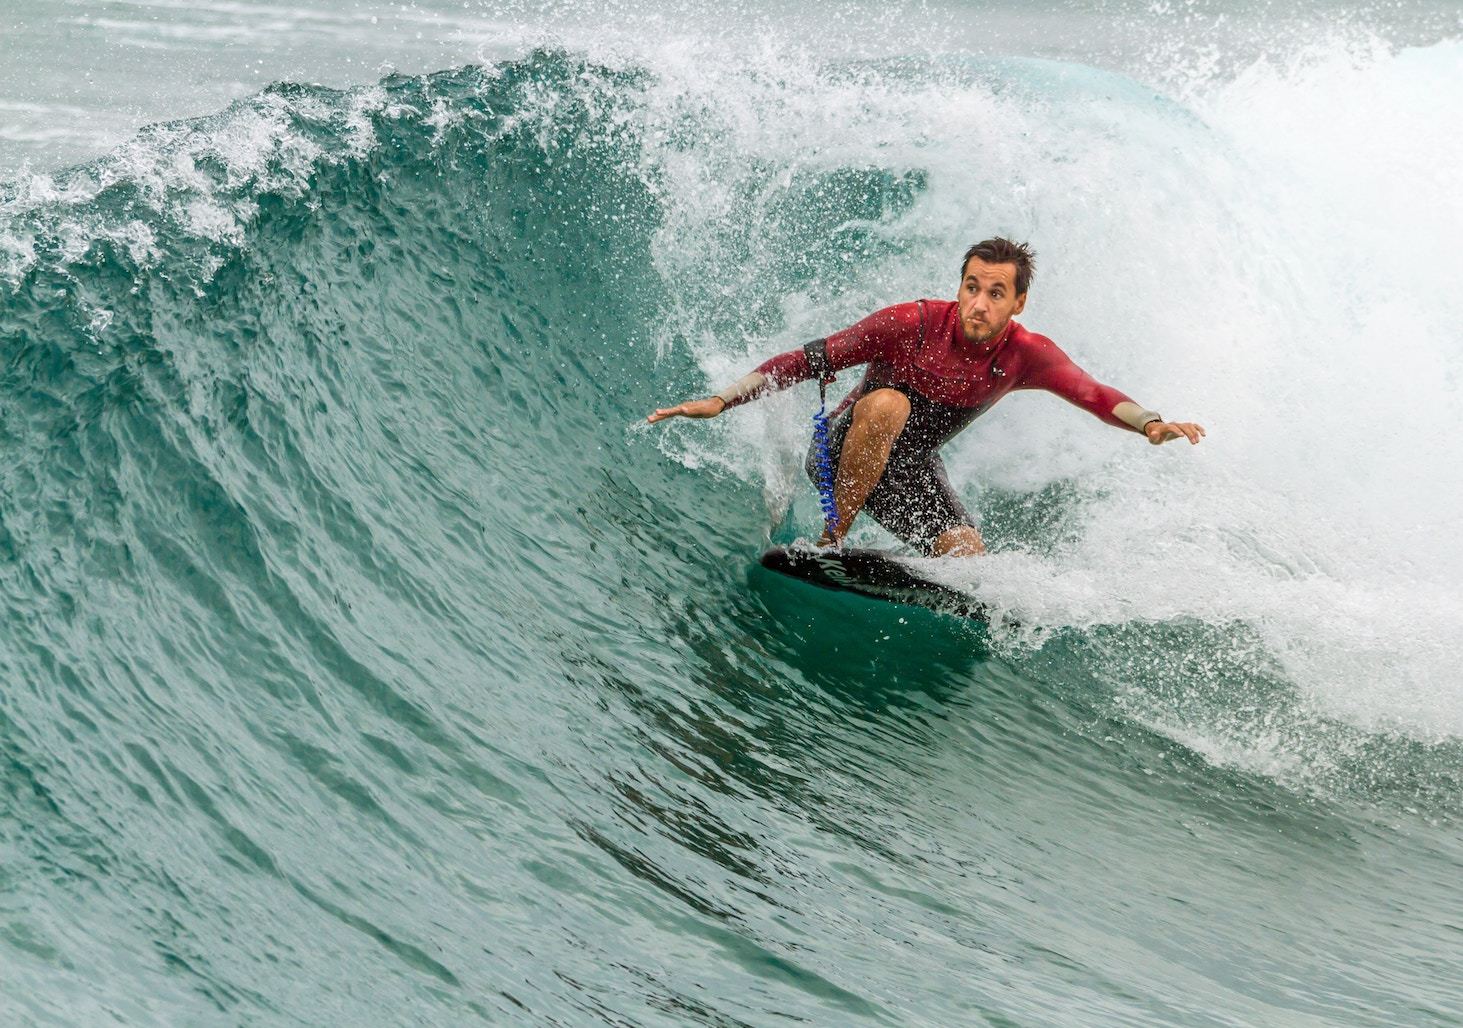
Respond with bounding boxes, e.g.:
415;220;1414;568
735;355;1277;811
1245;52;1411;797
759;545;992;621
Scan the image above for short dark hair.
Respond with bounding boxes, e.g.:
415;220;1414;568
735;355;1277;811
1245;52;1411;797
960;238;1036;295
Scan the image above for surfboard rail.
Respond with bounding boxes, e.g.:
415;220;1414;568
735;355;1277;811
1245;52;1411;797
759;545;992;621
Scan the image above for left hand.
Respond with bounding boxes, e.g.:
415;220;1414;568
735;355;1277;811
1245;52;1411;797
1144;420;1206;445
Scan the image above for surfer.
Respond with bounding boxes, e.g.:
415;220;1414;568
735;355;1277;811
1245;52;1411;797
647;238;1205;557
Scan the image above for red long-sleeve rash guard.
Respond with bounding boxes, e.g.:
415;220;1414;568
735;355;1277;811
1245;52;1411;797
730;300;1135;430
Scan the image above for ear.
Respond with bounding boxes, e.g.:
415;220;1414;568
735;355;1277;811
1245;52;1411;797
1012;292;1027;316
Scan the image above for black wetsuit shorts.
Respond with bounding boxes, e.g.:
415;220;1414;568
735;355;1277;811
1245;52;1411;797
805;383;979;555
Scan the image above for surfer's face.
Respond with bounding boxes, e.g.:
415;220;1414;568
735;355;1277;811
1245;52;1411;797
958;258;1026;344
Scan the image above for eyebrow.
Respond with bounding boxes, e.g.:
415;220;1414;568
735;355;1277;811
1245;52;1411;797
966;276;1008;291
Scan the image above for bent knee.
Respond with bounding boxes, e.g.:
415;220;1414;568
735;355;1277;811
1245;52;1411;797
932;525;985;557
852;388;912;429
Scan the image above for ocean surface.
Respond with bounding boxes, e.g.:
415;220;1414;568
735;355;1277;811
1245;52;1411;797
3;2;1463;1024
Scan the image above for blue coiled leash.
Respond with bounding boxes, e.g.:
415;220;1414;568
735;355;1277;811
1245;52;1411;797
812;395;839;536
803;338;839;540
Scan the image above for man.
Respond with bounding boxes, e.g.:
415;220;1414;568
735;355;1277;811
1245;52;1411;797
648;238;1204;557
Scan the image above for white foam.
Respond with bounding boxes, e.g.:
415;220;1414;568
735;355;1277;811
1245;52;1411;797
0;88;347;286
633;34;1463;743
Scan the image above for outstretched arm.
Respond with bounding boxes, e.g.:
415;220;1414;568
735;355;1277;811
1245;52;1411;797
646;303;918;424
1021;339;1205;445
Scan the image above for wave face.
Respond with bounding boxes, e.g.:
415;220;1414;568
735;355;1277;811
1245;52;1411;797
3;36;1463;1026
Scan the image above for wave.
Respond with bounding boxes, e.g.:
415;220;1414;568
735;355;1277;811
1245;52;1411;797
4;35;1462;781
2;39;1461;1024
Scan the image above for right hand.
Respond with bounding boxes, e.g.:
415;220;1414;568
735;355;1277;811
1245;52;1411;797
1143;419;1206;445
646;397;726;424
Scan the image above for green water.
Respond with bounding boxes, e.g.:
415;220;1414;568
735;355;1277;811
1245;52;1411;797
2;44;1462;1026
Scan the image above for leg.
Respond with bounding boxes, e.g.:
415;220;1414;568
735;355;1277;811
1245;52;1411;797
864;451;984;557
931;525;986;557
822;389;911;545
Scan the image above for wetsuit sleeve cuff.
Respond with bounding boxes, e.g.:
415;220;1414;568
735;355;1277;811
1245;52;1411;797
1113;401;1163;433
714;371;769;409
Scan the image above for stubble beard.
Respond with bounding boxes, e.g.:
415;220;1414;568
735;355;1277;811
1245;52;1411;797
962;317;1004;345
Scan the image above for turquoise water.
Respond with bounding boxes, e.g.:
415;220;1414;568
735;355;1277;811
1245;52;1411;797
3;7;1463;1025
